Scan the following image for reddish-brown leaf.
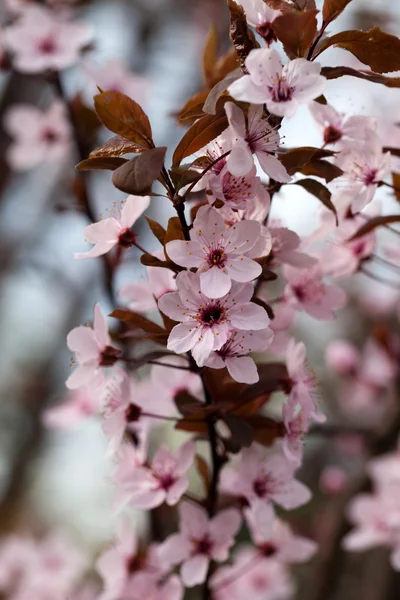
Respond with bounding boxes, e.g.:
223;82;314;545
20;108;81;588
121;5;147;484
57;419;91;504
392;173;400;202
280;147;335;175
145;217;166;246
348;215;400;240
301;158;344;183
195;455;211;492
203;25;219;87
228;0;260;69
272;10;318;58
316;28;400;74
140;253;181;272
321;66;400;87
76;156;128;171
109;309;166;335
112;147;167;195
247;415;284;447
214;47;241;82
203;69;242;115
172;113;228;166
90;135;146;159
294;178;338;224
322;0;353;24
169;166;203;192
94;90;153;146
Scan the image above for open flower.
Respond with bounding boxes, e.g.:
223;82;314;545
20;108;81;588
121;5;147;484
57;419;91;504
66;304;119;390
158;271;270;367
228;48;326;117
285;339;324;423
74;196;150;259
5;5;92;73
166;205;262;298
309;101;376;146
207;164;261;210
225;102;290;182
119;256;177;313
237;0;281;45
4;101;71;171
221;443;311;510
206;329;273;384
115;441;195;510
159;502;241;587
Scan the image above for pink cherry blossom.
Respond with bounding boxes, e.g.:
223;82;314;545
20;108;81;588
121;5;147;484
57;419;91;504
211;547;293;600
3;101;71;171
245;502;317;563
228;48;326;118
166;205;263;298
267;304;295;357
367;446;400;493
159;502;241;587
119;261;177;313
84;58;149;107
269;226;317;268
115;440;195;509
96;517;160;600
282;403;310;466
158;271;270;367
149;356;203;415
123;572;184;600
343;492;400;571
309;101;376;146
74;195;150;259
283;264;347;320
66;304;118;390
325;339;360;376
43;389;100;428
205;328;273;384
237;0;281;44
208;164;261;210
225;102;290;182
5;5;92;73
220;443;311;510
333;130;391;213
319;465;348;495
194;132;233;192
285;339;325;423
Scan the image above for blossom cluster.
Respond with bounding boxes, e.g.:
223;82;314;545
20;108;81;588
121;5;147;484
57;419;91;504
1;0;400;599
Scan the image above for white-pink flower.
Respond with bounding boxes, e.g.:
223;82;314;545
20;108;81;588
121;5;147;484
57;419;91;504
119;261;177;313
205;329;273;384
115;440;195;509
282;403;310;466
245;502;317;563
228;48;326;118
285;339;324;424
5;5;92;73
43;389;100;429
166;205;263;298
283;264;347;320
333;130;390;213
66;304;118;390
220;443;311;510
208;164;261;210
309;101;376;146
159;502;241;587
4;101;71;171
237;0;281;44
225;102;290;182
84;58;149;107
211;547;293;600
158;271;270;367
269;226;317;268
74;195;150;259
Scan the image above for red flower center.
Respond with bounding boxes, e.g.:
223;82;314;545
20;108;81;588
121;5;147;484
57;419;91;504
38;37;57;54
253;476;269;498
195;536;213;555
270;79;294;103
118;229;137;248
324;125;342;145
99;345;121;367
200;303;225;325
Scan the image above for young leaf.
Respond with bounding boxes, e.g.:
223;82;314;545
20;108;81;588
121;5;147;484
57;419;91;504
321;66;400;87
293;178;338;224
227;0;260;69
280;147;335;175
316;28;400;74
195;455;211;492
165;217;185;248
112;147;167;195
110;309;166;335
203;25;219;87
348;215;400;240
322;0;353;25
301;158;343;183
76;156;128;171
392;173;400;202
169;166;203;192
145;217;166;246
172;113;228;166
203;68;242;115
140;253;180;271
90;135;146;159
272;10;318;58
94;90;153;147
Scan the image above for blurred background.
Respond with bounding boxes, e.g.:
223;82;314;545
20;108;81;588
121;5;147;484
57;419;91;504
0;0;399;599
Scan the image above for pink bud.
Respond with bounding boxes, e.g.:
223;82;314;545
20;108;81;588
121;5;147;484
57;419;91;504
325;340;359;375
319;465;348;495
